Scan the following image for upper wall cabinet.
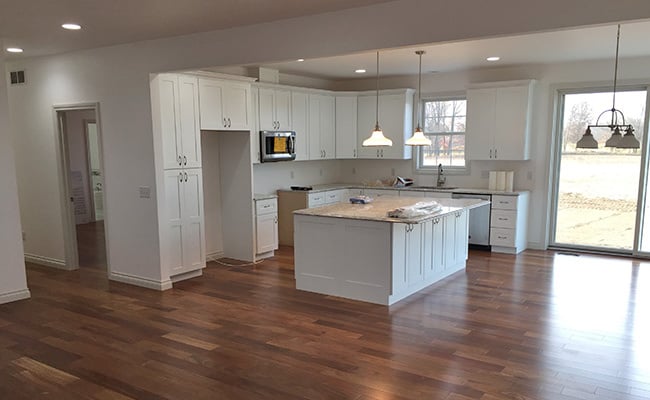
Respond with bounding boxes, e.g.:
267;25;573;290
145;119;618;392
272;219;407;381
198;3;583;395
465;80;534;161
291;91;310;161
258;87;292;131
308;94;336;160
335;95;358;159
356;89;414;160
198;78;252;131
153;74;202;170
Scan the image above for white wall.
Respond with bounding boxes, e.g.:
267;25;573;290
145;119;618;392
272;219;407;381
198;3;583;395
0;49;30;304
64;109;96;225
7;0;650;286
201;132;224;259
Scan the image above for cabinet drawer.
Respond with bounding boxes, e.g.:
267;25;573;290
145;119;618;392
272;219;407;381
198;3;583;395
492;195;517;210
308;192;326;207
490;228;515;246
325;190;344;204
256;198;277;215
490;210;516;229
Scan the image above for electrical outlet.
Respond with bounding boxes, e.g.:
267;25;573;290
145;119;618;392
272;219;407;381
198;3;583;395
527;170;533;180
290;171;294;179
481;170;489;179
139;186;151;199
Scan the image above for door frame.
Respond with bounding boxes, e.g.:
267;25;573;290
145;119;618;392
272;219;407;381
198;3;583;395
53;102;110;272
548;84;650;255
83;119;98;221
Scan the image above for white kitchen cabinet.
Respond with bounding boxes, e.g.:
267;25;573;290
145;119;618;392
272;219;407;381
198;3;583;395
251;86;261;164
258;87;292;131
356;89;414;160
442;210;468;271
155;74;202;170
335;95;358;159
422;217;445;281
163;169;205;277
489;193;529;254
198;78;251;131
291;91;310;161
392;223;423;294
466;80;534;161
255;198;278;257
424;191;453;199
309;94;336;160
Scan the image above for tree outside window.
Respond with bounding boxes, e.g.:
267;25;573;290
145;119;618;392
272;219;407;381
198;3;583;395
418;98;466;169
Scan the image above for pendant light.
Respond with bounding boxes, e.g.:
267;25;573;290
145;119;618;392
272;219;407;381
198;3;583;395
362;51;392;147
577;24;639;150
406;50;432;146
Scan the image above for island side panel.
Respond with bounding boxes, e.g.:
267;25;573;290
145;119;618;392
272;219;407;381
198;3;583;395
294;214;392;304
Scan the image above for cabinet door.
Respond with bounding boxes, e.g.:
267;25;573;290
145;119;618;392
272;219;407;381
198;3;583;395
258;88;276;131
275;89;292;130
308;95;322;159
320;95;336;160
494;85;530;160
455;210;469;261
443;214;457;269
291;92;310;161
181;169;205;273
198;78;226;130
178;75;202;169
466;88;496;161
335;96;358;159
379;93;412;160
356;95;379;159
158;74;183;169
431;217;445;277
406;224;423;287
250;87;261;164
223;81;251;131
256;213;277;253
164;170;185;275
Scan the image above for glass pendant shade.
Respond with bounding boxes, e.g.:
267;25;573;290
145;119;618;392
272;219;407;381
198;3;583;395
576;127;598;149
405;126;431;146
362;124;393;146
605;127;623;147
617;127;641;149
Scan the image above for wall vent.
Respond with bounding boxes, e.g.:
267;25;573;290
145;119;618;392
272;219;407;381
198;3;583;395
9;70;25;85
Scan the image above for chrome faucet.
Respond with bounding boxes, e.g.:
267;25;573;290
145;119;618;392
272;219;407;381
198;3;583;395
436;163;446;187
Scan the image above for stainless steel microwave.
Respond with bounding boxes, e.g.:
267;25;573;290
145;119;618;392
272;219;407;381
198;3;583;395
260;131;296;162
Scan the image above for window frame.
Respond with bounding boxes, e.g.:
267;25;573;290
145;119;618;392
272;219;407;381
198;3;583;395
415;94;469;174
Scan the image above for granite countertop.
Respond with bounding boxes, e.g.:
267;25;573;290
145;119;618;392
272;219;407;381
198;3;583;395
253;193;278;201
294;196;490;224
277;183;526;196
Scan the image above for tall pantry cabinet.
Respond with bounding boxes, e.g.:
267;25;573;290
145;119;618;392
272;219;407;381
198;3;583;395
151;74;206;283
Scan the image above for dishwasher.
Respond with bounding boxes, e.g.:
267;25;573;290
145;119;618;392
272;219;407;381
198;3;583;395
451;193;491;249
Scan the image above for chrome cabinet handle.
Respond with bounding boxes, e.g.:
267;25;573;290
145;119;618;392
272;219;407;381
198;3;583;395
183;155;187;165
184;172;188;182
228;118;231;127
274;216;278;223
495;148;498;159
178;155;182;166
323;150;326;158
223;118;227;127
353;149;356;157
178;172;183;182
381;149;384;157
489;149;493;158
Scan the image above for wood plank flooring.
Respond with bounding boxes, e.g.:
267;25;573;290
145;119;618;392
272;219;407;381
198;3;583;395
1;247;650;399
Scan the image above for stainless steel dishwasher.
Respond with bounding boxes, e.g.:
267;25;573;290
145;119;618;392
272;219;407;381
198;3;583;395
451;193;491;249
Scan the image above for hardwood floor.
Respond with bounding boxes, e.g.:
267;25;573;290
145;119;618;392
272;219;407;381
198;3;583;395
1;247;650;399
76;221;106;270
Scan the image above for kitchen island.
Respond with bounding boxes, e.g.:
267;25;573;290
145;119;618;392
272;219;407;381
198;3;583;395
294;196;489;305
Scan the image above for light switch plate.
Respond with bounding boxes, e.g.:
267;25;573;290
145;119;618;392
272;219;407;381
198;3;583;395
139;186;151;199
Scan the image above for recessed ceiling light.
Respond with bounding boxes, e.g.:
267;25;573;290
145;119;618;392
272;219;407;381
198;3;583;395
6;47;23;53
296;58;305;62
62;23;82;30
486;56;500;62
355;69;367;74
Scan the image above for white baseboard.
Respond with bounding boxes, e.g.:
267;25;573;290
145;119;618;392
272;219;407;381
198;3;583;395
24;253;70;270
206;251;224;262
170;268;203;283
109;272;173;291
0;289;31;305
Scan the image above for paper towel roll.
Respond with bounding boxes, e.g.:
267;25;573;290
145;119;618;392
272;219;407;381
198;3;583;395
488;171;497;190
505;171;514;192
496;171;506;191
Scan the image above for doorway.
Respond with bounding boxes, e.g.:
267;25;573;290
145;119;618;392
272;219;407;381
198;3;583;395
56;105;108;270
551;88;648;253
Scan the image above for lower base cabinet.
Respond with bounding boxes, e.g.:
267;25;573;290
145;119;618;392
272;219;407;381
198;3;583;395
255;197;278;258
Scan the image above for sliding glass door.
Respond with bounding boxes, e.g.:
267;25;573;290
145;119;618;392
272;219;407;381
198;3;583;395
551;88;647;253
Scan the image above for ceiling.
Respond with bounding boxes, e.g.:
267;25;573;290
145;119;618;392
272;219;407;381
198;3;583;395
257;20;650;80
0;0;393;58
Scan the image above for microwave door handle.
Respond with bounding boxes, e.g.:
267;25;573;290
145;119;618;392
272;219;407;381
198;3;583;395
289;136;295;154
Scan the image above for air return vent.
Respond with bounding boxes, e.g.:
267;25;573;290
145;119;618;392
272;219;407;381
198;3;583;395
9;70;25;85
